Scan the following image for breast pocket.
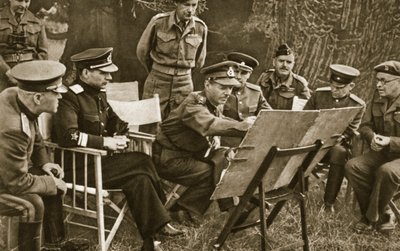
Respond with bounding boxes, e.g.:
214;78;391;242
156;31;176;54
184;35;202;60
25;23;41;48
0;22;12;45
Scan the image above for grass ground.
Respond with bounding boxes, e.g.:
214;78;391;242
71;176;400;251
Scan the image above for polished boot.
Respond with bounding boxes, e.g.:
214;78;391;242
324;164;345;206
18;221;41;251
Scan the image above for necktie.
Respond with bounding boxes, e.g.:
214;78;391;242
15;13;21;24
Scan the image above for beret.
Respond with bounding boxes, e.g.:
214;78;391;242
275;43;293;57
374;61;400;76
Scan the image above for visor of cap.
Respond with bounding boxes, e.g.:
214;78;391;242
47;81;68;93
97;63;119;73
211;77;241;87
374;61;400;76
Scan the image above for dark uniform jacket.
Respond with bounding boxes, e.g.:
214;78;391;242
53;80;128;149
256;69;310;110
359;90;400;158
157;91;250;157
0;87;56;195
137;10;207;74
223;82;272;121
304;86;366;138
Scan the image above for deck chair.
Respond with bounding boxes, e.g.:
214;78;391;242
38;82;164;251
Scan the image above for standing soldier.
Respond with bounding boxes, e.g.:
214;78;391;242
256;43;310;110
222;52;272;146
304;64;365;213
137;0;207;124
0;0;48;92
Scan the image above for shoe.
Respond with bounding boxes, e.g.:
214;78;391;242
159;223;184;236
353;218;374;233
322;203;335;214
378;212;396;232
42;238;90;251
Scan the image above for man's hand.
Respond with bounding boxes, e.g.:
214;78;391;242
103;136;129;151
237;116;256;131
42;163;64;179
371;134;390;152
53;177;67;195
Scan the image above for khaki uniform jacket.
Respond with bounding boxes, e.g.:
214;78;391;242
304;87;366;138
0;87;56;195
137;10;207;73
53;80;129;149
256;69;310;110
0;7;48;62
157;91;250;155
223;82;272;121
359;91;400;158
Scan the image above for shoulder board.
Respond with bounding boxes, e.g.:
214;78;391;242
69;84;84;94
292;73;309;86
316;86;331;92
350;93;365;106
245;82;261;91
152;12;170;20
193;16;206;27
21;113;31;137
194;92;206;105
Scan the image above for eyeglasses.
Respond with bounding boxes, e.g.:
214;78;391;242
376;78;400;86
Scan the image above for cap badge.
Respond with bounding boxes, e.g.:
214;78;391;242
107;53;112;63
384;65;389;71
227;67;235;77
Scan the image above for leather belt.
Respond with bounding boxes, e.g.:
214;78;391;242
3;52;34;63
152;62;191;76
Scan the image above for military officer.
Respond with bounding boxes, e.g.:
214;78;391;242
256;43;310;110
156;61;256;221
304;64;365;213
137;0;207;124
222;52;272;146
52;47;182;251
345;61;400;233
0;60;90;251
0;0;48;92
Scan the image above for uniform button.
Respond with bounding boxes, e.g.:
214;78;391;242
237;92;241;95
239;112;242;116
335;99;339;102
99;111;102;114
101;122;104;126
239;101;243;104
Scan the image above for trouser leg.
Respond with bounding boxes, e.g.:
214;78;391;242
17;194;44;251
366;158;400;223
344;151;386;216
160;154;215;215
101;152;170;239
42;194;65;244
324;145;348;205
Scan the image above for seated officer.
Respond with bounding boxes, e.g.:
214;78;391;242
256;43;311;110
52;48;182;251
304;64;365;213
156;61;256;221
0;61;88;251
222;52;272;146
345;61;400;233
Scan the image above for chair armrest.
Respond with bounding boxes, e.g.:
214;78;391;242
44;141;108;156
127;131;156;142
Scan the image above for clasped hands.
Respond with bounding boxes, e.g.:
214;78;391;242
370;133;390;152
42;163;67;195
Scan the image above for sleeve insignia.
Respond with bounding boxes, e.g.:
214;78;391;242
70;131;79;141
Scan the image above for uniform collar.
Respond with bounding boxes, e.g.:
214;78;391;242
2;7;36;26
168;10;196;35
385;94;400;114
77;79;104;96
271;71;294;89
16;97;38;121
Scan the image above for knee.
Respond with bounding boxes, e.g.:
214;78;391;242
377;164;398;183
344;158;357;177
23;194;44;221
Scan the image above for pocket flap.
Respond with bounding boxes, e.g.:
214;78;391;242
185;35;202;47
157;31;176;42
83;114;100;122
26;24;41;34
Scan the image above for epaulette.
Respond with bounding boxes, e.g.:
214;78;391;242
292;73;309;87
21;113;31;137
152;12;170;21
69;84;84;94
193;16;207;27
350;93;366;106
194;92;206;105
245;82;261;91
315;86;331;92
